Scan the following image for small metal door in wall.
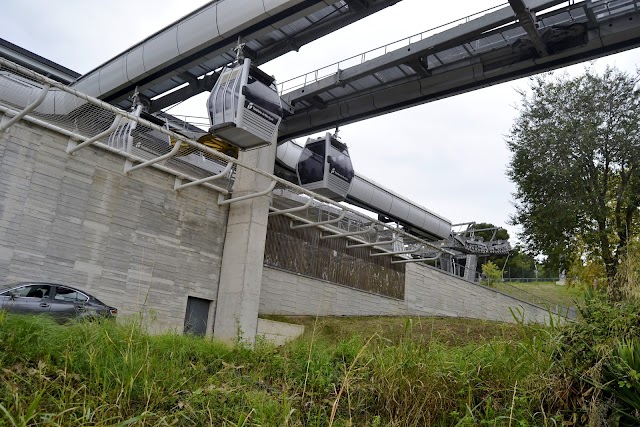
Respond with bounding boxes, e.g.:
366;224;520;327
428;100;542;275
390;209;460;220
184;296;210;336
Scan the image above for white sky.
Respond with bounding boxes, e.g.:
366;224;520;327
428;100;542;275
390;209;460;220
1;0;639;242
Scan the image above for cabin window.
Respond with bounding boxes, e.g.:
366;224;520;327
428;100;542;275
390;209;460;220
298;140;325;184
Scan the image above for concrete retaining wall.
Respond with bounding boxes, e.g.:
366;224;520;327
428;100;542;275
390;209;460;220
404;263;550;323
260;264;553;324
0;120;552;338
0;121;228;333
257;318;305;346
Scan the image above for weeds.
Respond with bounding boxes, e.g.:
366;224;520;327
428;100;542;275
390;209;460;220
0;309;621;426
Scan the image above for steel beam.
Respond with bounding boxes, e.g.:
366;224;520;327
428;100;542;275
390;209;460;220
281;0;566;106
509;0;548;56
279;6;640;141
124;0;400;111
149;72;219;113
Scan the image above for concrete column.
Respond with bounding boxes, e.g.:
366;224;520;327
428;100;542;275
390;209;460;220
440;254;453;274
213;143;276;345
464;255;478;282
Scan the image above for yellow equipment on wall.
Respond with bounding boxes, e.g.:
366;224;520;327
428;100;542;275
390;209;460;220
170;133;239;159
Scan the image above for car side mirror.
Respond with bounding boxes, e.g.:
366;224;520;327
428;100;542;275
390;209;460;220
8;292;18;300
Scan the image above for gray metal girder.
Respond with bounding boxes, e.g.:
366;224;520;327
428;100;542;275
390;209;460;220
278;6;640;141
280;0;566;107
509;0;548;56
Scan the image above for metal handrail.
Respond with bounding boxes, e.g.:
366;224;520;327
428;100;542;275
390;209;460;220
67;115;124;154
320;223;375;240
0;103;230;195
124;136;185;173
277;2;509;94
268;197;313;216
217;180;277;206
174;161;233;190
0;83;50;131
290;209;346;229
346;235;399;249
0;57;455;257
370;246;421;257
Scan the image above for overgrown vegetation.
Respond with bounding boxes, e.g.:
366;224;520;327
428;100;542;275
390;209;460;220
553;291;640;425
2;288;640;425
0;312;558;426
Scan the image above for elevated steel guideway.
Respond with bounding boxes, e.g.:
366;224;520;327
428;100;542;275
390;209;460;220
66;0;401;112
277;0;640;140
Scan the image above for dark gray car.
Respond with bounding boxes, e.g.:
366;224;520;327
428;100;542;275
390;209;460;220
0;283;117;320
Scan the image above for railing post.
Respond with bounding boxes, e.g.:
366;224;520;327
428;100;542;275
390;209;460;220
0;83;50;132
67;115;123;154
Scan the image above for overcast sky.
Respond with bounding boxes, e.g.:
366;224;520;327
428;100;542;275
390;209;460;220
1;0;639;242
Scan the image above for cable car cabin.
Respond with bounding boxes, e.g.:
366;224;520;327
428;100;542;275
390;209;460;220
207;58;282;150
296;133;355;201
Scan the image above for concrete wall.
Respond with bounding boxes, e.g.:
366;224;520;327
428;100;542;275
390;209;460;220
260;264;553;324
404;263;550;323
260;266;409;316
0;119;552;339
256;318;305;346
0;120;228;333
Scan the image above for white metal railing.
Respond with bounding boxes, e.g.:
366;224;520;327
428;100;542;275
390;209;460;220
0;57;454;262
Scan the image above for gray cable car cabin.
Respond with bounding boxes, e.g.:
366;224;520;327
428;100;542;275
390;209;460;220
296;133;355;201
207;58;282;150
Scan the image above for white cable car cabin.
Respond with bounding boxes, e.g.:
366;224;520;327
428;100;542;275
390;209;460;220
207;58;283;150
296;133;355;201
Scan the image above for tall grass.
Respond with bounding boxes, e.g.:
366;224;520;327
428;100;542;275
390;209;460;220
0;312;565;426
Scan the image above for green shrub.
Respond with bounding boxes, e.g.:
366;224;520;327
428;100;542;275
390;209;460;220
556;291;640;373
481;260;502;286
553;291;640;424
602;339;640;425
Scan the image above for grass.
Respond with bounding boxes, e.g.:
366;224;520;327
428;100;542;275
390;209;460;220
0;312;566;426
267;315;530;346
494;281;585;308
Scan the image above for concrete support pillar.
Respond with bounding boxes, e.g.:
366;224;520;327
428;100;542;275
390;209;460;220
440;254;453;274
213;143;276;345
464;255;478;282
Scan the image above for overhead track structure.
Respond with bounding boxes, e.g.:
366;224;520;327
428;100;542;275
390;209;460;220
277;0;640;140
64;0;401;112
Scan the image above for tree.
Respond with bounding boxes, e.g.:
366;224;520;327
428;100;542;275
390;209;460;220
507;68;640;299
503;245;538;279
470;222;510;242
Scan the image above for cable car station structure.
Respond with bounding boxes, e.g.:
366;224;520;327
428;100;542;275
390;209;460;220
0;0;636;341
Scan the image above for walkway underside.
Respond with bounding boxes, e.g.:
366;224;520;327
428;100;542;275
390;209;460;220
278;0;640;140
